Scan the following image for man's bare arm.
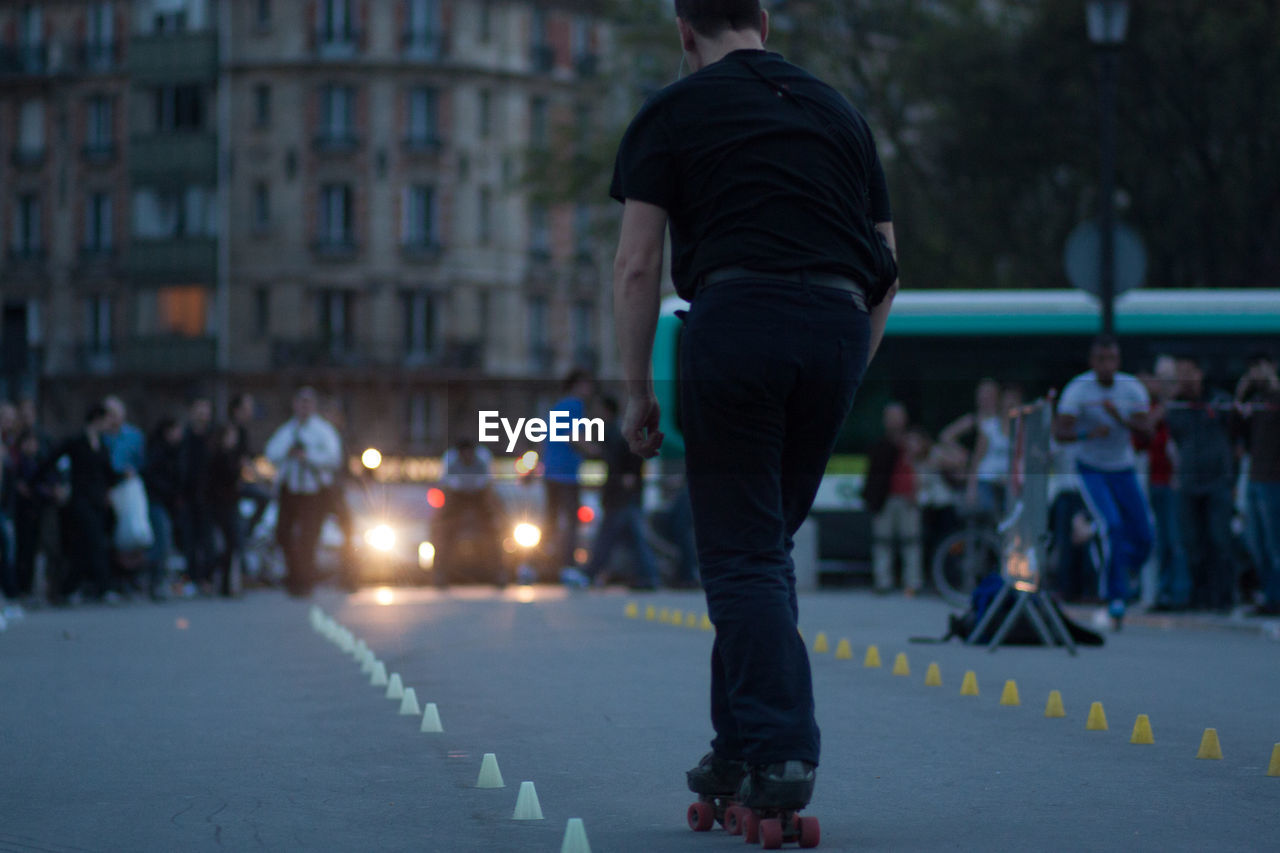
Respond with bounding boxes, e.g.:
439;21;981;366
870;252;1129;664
612;199;668;457
867;221;898;368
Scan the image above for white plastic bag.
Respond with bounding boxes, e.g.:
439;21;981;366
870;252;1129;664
109;477;154;551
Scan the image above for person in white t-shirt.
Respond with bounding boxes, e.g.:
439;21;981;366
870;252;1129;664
1053;336;1154;628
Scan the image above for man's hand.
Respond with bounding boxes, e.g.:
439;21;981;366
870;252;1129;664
622;395;664;459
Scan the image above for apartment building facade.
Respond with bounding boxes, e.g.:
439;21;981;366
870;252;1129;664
1;0;616;454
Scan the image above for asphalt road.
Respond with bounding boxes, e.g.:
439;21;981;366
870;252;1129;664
2;587;1278;852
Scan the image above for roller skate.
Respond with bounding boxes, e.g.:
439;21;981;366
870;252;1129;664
723;760;820;849
684;752;746;832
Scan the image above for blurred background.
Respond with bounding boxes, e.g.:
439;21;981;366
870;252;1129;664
1;0;1277;451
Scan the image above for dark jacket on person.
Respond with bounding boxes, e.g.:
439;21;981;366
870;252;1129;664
208;440;244;508
5;450;59;512
144;437;185;514
35;433;122;511
1165;389;1236;494
1236;388;1280;483
862;438;903;515
600;424;644;511
181;427;213;506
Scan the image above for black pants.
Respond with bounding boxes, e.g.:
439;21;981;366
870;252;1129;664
276;489;325;596
179;501;216;584
1181;487;1234;610
681;279;870;767
12;500;44;597
212;498;241;595
60;501;111;599
544;480;581;570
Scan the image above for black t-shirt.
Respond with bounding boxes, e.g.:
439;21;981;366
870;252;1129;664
609;49;891;301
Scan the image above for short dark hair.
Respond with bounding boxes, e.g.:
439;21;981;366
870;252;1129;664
1091;334;1119;351
229;393;251;418
674;0;762;38
84;403;107;425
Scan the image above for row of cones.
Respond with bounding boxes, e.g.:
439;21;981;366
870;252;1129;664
310;606;597;851
625;604;1280;776
627;601;713;631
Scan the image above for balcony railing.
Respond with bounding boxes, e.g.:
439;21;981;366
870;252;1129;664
116;336;218;374
129;32;217;81
129;133;217;183
401;240;444;262
402;134;444;156
83;141;117;164
313;132;360;154
129;237;217;282
530;44;555;73
269;338;486;371
11;147;46;169
316;27;361;59
402;31;447;60
311;237;359;260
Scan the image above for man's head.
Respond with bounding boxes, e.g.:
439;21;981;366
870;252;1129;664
675;0;767;71
883;402;908;436
1148;354;1178;401
975;378;999;414
1175;357;1204;398
102;395;126;433
1247;351;1278;386
293;387;318;422
84;403;108;432
189;397;213;431
229;393;254;426
563;368;595;401
1089;335;1121;386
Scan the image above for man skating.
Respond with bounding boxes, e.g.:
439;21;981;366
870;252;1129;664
609;0;899;829
1054;336;1154;628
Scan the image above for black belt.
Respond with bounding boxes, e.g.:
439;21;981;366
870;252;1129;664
699;266;868;308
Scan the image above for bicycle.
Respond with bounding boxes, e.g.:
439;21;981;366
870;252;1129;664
930;506;1003;608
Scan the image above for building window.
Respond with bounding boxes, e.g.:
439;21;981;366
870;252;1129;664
405;0;442;54
18;5;44;73
318;184;353;246
402;291;438;358
87;2;116;70
407;87;440;148
531;6;552;72
319;85;355;145
317;0;356;53
132;187;217;239
155;286;209;337
529;96;548;149
402;185;439;249
318;289;355;351
12;194;43;256
84;296;112;351
478;89;492;139
255;287;271;335
527;295;550;371
478;187;492;246
529;203;550;257
86;96;113;156
17;100;45;161
252;182;271;233
254;84;271;128
154;85;205;132
86;192;113;251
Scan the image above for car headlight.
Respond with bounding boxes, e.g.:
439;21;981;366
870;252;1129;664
513;522;541;549
364;524;396;552
418;541;435;569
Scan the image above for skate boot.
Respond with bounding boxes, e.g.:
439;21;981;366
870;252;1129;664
724;761;821;848
685;752;746;833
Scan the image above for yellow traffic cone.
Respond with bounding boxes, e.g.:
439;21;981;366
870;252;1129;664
1086;701;1108;731
999;680;1020;706
1130;714;1154;745
834;639;854;660
1044;690;1066;718
701;613;713;631
658;608;670;623
645;605;656;621
1196;728;1222;760
863;645;882;668
892;652;910;676
670;609;683;626
1266;744;1280;777
924;662;942;687
960;670;979;696
624;602;638;619
813;633;830;654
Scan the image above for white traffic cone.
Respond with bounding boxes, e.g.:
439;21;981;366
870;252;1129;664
476;753;504;788
420;703;443;733
513;781;544;820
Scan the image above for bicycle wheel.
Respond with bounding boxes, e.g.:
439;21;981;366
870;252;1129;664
932;529;1003;608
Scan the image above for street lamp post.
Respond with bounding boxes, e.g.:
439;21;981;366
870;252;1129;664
1086;0;1129;337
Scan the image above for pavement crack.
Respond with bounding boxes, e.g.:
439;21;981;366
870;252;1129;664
169;801;196;826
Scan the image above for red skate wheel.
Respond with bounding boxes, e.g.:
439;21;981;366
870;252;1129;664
725;806;745;836
743;811;761;844
798;816;821;848
688;802;715;832
759;817;784;849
